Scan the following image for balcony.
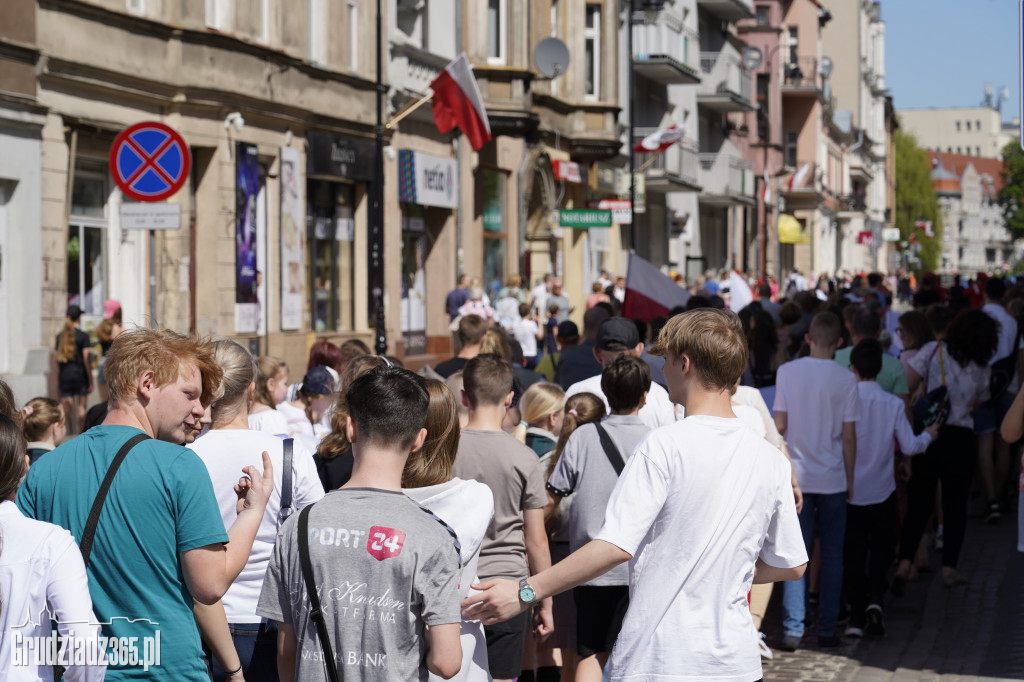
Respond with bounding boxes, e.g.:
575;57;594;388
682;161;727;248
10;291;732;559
781;57;823;97
633;130;702;193
698;153;755;205
781;161;823;206
696;0;754;22
697;52;754;112
632;13;701;85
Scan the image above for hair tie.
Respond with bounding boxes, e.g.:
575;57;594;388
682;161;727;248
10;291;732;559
22;405;33;417
569;409;578;417
520;420;528;427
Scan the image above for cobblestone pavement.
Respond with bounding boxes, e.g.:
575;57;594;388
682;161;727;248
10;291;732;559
759;506;1024;682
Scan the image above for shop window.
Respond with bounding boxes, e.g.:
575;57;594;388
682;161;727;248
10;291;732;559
481;169;507;300
401;205;427;356
307;181;355;332
68;163;109;319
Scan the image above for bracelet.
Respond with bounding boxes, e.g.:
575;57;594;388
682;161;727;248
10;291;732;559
225;663;243;676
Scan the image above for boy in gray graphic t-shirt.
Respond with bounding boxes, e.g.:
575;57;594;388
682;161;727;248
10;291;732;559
258;368;463;682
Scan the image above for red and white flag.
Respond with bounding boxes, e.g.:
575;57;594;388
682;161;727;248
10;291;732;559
633;125;686;153
621;253;691;322
788;163;811;192
763;170;772;203
429;53;492;151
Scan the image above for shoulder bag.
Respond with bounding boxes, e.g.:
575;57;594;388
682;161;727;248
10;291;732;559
297;503;341;682
279;438;294;523
911;343;949;433
593;422;625;476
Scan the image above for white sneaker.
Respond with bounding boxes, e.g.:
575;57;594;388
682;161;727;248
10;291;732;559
757;632;774;660
844;625;864;638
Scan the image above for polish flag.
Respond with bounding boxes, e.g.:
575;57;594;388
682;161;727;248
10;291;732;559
633;125;686;153
788;163;811;191
429;53;492;151
727;270;754;311
763;170;772;203
621;253;691;322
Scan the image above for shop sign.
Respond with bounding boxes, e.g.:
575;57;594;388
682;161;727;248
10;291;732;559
882;227;901;242
857;230;874;245
397;150;458;209
560;209;612;229
587;199;632;225
552;160;582;184
307;132;374;181
590;162;620;193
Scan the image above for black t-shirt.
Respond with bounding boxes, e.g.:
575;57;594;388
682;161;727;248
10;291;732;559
55;328;90;378
434;356;469;379
555;339;601;390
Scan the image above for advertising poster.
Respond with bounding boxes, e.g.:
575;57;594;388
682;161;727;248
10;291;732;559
401;213;427;356
235;142;260;333
279;147;304;330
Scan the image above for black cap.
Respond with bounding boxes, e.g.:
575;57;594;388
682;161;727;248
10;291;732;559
301;366;335;395
65;305;83;321
556;320;579;341
595;317;640;352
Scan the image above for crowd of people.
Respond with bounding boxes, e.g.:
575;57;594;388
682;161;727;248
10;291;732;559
4;265;1024;682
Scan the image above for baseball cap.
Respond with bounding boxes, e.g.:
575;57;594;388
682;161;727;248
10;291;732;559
595;317;640;352
103;299;122;320
65;305;83;321
556;320;579;342
301;365;336;395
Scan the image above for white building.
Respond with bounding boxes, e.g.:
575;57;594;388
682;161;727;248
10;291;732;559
900;106;1008;159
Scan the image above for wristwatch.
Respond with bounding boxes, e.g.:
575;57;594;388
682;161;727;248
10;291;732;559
518;578;537;605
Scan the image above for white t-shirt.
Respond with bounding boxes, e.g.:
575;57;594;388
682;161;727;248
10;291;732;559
595;416;807;682
277;400;331;440
404;478;495;682
188;429;325;622
773;357;861;494
512;319;540;357
248;406;289;436
908;341;990;429
566;373;679;429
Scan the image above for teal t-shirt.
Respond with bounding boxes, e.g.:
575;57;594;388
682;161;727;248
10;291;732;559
834;346;910;396
17;425;228;681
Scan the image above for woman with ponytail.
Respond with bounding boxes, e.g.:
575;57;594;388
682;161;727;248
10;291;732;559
511;382;566;456
21;398;66;465
54;305;92;435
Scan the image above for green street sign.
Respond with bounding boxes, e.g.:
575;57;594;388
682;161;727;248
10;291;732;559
559;209;612;228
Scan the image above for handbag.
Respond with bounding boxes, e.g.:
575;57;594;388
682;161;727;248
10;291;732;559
911;343;949;433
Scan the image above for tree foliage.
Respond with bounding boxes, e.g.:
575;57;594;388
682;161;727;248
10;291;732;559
997;138;1024;238
894;127;942;272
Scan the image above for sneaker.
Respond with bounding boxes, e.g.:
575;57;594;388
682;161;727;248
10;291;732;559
818;634;842;648
935;524;944;551
865;604;886;636
757;632;774;660
779;634;800;652
844;625;864;638
985;501;1002;524
808;591;819;606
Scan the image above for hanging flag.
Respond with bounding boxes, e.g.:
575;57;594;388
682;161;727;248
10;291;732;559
633;125;686;153
914;220;933;238
763;170;772;203
429;53;492;151
787;163;811;192
621;253;691;322
727;270;754;311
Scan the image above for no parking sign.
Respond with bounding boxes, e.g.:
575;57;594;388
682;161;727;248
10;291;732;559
109;122;191;202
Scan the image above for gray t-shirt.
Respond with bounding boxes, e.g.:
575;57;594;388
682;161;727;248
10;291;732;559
451;429;548;581
257;488;461;682
547;415;649;586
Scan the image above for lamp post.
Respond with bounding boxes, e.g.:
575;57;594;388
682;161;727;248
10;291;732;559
371;0;386;355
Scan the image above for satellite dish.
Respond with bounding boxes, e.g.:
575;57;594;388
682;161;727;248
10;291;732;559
820;56;833;79
985;83;994;98
535;37;570;79
1002;86;1010;101
742;46;763;71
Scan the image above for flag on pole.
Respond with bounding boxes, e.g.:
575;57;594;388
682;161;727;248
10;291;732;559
727;270;754;311
621;253;691;322
429;53;492;151
633;125;686;153
788;163;811;192
763;170;772;203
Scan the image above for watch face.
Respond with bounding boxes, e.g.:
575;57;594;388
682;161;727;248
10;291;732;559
519;584;536;602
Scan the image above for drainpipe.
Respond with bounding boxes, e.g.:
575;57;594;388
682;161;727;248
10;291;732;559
455;0;464;276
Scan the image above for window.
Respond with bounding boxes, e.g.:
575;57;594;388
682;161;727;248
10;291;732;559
205;0;231;30
584;4;601;99
986;248;996;263
755;4;770;25
126;0;145;15
956;121;961;132
976;146;981;156
756;74;769;143
308;0;328;64
254;0;269;42
956;147;961;154
785;131;798;168
401;205;427;356
69;160;110;320
965;121;971;131
348;0;358;71
307;181;356;332
787;27;798;64
976;120;981;130
481;169;507;299
551;0;559;36
487;0;506;64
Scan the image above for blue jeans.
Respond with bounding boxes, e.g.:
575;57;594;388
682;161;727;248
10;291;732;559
782;492;847;638
210;621;279;682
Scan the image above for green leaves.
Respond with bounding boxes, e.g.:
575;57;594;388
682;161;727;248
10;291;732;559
894;127;942;272
997;139;1024;239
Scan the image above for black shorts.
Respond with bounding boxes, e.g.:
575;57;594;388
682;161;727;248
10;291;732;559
574;584;630;657
484;609;530;679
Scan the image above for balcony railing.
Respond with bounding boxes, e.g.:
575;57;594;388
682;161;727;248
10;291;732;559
698;52;753;110
781;56;821;92
698;152;754;201
632;14;701;85
633;130;701;191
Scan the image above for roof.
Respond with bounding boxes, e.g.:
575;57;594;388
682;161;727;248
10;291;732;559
926;151;1005;199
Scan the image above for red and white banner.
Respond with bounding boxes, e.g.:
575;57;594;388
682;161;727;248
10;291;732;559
727;270;753;311
763;170;771;203
552;160;582;183
621;253;691;322
914;220;933;238
633;125;686;153
788;163;811;192
429;53;492;151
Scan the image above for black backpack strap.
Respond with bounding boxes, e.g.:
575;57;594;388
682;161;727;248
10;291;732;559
80;433;150;567
280;438;294;521
298;504;340;682
593;422;625;476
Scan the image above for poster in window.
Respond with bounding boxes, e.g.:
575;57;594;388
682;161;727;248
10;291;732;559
236;142;260;333
401;215;427;356
279;147;304;330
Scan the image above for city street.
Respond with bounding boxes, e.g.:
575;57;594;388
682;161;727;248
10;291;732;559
761;510;1024;682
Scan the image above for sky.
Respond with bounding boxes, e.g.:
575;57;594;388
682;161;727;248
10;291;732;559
883;0;1019;122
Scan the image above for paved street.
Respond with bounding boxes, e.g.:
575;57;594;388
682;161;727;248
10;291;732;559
761;507;1024;681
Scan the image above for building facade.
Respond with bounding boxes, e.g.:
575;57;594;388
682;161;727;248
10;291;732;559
900;106;1007;159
